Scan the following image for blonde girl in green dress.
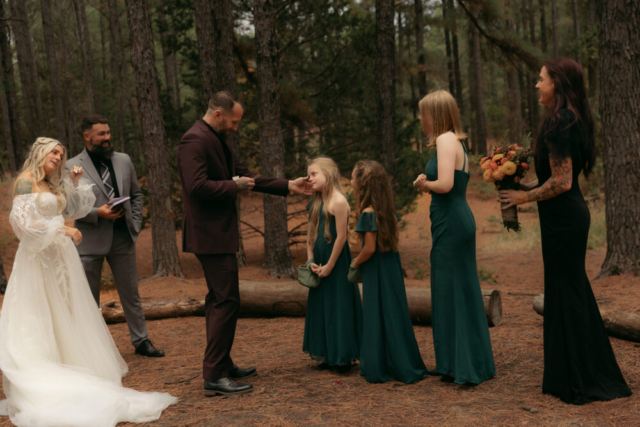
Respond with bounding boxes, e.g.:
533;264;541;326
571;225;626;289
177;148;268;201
303;156;363;371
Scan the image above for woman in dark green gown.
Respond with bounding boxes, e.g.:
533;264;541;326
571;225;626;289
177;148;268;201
414;90;495;385
303;157;363;368
351;160;427;384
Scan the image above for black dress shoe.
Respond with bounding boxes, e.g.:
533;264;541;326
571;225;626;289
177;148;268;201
204;377;253;397
135;339;165;357
229;364;257;379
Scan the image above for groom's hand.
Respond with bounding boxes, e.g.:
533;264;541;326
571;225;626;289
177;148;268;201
289;176;312;195
235;177;255;192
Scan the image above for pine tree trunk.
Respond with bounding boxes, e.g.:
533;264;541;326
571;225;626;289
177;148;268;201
443;0;455;96
571;0;581;63
539;0;547;53
124;0;184;278
471;15;487;155
72;0;97;113
0;0;21;174
506;64;524;142
0;83;15;174
526;0;539;137
211;0;246;267
551;0;559;57
0;254;7;294
397;9;403;102
40;0;67;144
53;0;77;156
157;11;176;113
99;0;107;82
107;0;126;153
467;25;477;151
253;0;295;278
9;0;44;143
193;0;216;110
449;0;463;115
597;0;640;277
586;0;598;96
414;0;426;98
406;19;418;119
375;0;396;180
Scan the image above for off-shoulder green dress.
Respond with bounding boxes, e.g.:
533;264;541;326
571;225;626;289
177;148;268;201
303;202;363;366
357;212;427;383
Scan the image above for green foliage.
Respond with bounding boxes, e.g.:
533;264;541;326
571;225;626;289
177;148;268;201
478;268;498;284
100;265;116;290
407;257;430;280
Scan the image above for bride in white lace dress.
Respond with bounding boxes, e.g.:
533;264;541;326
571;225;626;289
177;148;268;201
0;138;177;427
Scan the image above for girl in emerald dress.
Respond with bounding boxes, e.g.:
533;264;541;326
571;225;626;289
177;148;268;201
351;160;427;384
413;90;495;384
303;156;363;371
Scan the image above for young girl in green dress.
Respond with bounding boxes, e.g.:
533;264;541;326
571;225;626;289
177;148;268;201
351;160;427;384
413;90;495;384
303;156;363;371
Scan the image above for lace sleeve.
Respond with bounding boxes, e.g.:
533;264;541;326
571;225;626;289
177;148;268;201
9;194;65;254
61;178;96;221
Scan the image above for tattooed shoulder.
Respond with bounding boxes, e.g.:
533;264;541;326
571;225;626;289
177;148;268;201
13;178;33;197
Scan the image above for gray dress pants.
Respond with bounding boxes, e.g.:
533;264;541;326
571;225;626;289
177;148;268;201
80;226;148;347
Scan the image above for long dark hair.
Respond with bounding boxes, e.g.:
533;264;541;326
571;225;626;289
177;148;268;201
352;160;398;253
536;57;596;177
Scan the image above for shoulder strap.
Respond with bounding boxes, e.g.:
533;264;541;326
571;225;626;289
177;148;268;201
460;140;468;170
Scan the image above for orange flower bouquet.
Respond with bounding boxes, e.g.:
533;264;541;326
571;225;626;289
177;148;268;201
480;140;532;232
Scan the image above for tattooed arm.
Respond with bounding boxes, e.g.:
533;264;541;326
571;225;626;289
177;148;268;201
12;177;34;198
498;153;572;208
524;154;572;202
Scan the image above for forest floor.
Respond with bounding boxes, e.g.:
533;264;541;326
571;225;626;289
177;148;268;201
0;169;639;426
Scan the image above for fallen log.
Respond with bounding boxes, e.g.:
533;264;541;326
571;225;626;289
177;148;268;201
101;298;205;323
532;294;640;343
406;288;502;327
100;281;502;327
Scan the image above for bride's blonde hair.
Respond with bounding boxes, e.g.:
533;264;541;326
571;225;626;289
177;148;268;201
307;156;346;248
14;137;68;199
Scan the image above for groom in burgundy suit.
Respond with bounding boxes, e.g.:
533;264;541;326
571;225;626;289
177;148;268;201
177;91;309;396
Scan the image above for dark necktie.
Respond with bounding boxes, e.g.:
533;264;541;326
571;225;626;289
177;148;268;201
100;162;115;199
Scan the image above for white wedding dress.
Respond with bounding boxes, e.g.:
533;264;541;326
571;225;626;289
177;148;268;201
0;179;177;427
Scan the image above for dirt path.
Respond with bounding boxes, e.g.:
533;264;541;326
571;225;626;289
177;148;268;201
0;176;638;426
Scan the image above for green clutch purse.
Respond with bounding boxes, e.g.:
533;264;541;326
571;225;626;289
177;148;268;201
347;260;362;284
298;259;320;288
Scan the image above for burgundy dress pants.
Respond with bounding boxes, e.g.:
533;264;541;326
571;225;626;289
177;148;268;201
196;253;239;380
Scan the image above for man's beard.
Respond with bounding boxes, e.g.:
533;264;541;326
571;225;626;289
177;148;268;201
90;139;114;159
212;123;228;143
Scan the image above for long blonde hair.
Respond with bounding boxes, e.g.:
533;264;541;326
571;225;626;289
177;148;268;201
352;160;398;252
307;156;346;248
14;137;68;198
418;90;467;147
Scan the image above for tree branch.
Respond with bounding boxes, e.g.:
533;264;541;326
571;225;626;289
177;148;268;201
456;0;542;71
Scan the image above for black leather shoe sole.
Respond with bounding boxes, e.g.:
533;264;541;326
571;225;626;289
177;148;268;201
204;387;254;397
135;350;165;357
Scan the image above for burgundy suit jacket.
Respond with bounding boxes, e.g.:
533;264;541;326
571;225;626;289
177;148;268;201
177;120;289;254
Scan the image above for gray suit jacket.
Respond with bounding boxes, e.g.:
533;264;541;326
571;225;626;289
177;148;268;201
67;150;143;256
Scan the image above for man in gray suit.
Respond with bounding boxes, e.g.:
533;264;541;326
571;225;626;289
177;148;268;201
67;114;164;357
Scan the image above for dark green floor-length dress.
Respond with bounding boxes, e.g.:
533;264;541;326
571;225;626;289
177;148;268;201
425;140;495;384
303;202;363;366
357;212;427;384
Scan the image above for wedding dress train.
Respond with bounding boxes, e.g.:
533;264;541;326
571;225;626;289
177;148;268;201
0;180;177;427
